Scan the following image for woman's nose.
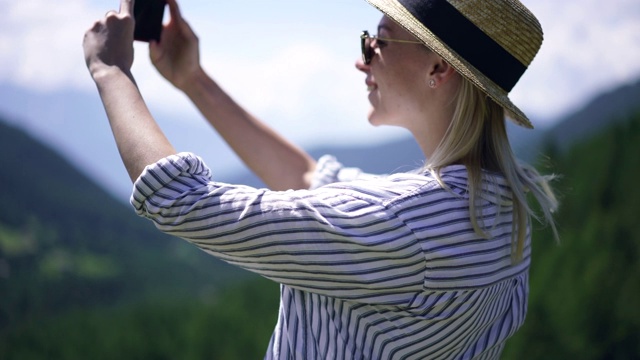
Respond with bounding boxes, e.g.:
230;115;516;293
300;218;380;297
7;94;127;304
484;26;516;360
355;57;370;73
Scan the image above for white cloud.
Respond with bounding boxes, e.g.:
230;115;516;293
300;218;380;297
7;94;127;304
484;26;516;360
205;43;362;121
0;0;101;91
512;0;640;124
132;6;390;146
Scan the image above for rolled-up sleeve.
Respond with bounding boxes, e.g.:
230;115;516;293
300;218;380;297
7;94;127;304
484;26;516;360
131;153;424;304
310;155;380;189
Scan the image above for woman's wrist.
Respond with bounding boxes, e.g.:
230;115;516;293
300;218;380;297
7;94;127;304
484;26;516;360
90;63;133;86
180;66;214;97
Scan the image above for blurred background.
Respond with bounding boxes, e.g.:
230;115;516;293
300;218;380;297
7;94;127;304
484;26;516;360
1;0;639;358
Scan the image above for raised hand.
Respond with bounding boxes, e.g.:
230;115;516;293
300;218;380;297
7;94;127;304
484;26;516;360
149;0;202;90
83;0;136;77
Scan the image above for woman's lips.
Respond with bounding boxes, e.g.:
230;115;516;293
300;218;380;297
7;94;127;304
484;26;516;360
366;78;377;92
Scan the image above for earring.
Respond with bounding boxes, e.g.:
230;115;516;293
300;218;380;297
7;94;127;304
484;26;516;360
429;79;437;88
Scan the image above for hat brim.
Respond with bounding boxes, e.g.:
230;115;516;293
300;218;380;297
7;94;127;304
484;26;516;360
365;0;534;129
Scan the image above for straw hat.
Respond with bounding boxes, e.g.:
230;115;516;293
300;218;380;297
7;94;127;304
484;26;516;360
364;0;543;128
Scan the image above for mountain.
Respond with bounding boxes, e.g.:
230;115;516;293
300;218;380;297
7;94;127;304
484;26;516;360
0;83;245;201
3;78;638;198
229;78;640;187
324;79;640;170
0;118;254;331
545;79;640;152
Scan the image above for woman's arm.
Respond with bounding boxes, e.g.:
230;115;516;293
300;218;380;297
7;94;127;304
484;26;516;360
182;68;317;191
151;0;316;191
83;1;176;183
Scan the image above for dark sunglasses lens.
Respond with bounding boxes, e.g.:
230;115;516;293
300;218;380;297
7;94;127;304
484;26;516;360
361;36;372;64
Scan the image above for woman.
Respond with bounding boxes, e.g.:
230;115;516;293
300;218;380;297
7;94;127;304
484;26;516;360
83;0;558;358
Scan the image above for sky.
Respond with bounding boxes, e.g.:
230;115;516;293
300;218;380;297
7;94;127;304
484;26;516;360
1;0;639;162
1;0;640;146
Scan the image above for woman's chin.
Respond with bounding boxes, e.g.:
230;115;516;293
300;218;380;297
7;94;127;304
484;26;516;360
366;109;386;127
366;109;379;126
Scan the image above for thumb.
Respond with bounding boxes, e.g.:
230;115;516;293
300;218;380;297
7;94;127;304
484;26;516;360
149;40;162;63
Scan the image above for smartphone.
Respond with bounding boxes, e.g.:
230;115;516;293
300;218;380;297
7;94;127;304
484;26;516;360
133;0;166;42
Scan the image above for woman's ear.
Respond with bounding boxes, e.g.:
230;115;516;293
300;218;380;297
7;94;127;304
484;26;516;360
429;56;457;86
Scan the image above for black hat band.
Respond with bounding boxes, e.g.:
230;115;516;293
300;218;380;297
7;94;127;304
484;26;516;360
399;0;526;92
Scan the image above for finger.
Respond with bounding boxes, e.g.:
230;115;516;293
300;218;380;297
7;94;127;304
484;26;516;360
119;0;134;16
149;40;163;62
87;19;104;34
166;0;183;24
166;0;196;36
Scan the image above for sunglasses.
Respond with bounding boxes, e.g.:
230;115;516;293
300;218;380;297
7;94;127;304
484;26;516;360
360;30;423;65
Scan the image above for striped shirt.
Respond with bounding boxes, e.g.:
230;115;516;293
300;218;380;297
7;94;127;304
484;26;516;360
131;152;530;360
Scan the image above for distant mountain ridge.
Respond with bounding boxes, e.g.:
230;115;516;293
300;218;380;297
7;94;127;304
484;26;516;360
230;78;640;187
546;79;640;152
1;78;638;196
0;83;244;201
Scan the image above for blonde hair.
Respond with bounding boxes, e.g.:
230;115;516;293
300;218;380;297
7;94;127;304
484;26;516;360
425;77;559;262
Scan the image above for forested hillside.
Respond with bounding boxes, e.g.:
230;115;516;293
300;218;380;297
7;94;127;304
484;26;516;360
502;111;640;359
0;119;257;335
